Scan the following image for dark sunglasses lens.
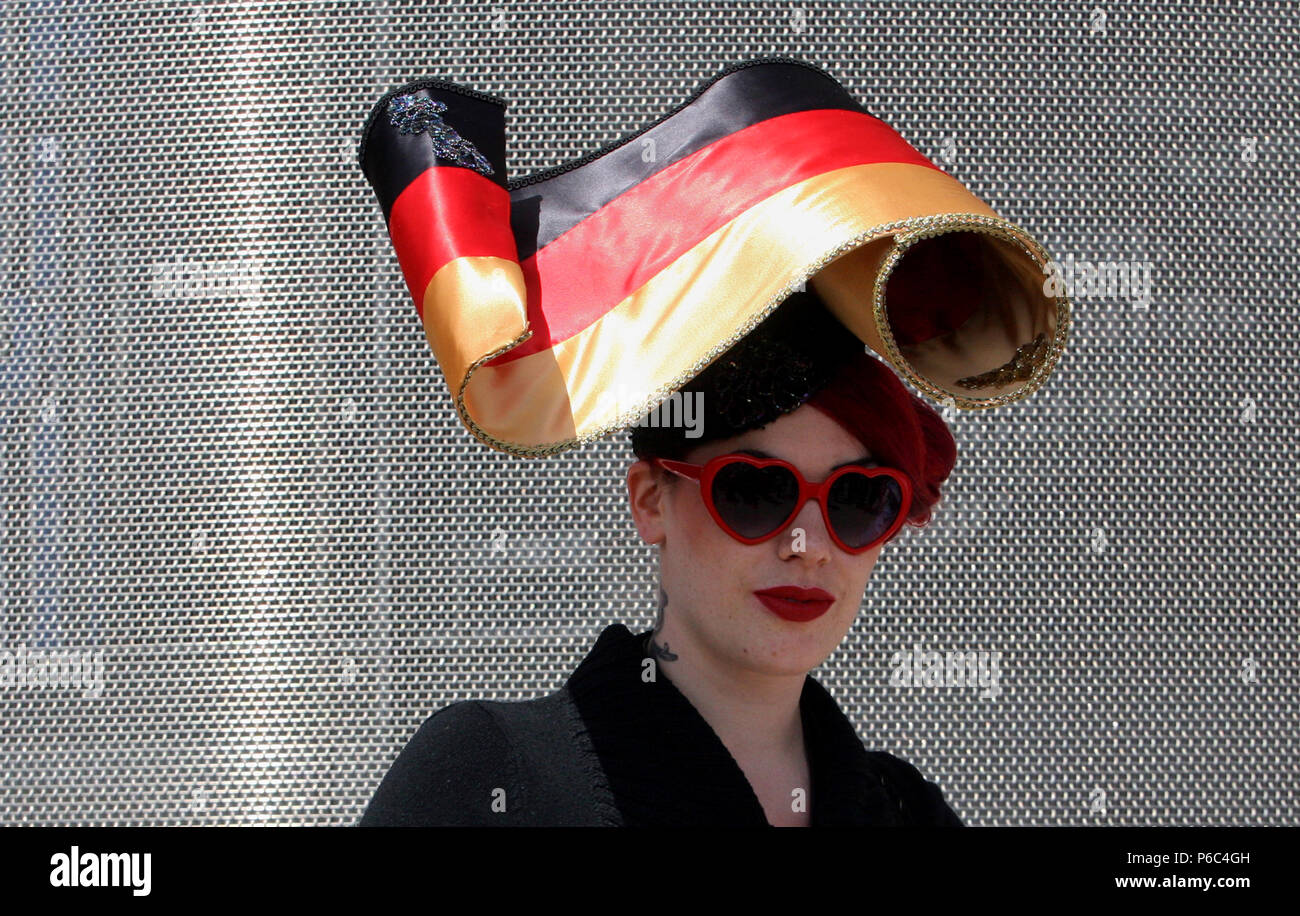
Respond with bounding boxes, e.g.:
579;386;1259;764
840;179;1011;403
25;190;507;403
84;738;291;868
710;461;799;539
827;471;904;548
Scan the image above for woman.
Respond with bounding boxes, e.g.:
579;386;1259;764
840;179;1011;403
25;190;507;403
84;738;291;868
358;290;963;826
356;56;1070;828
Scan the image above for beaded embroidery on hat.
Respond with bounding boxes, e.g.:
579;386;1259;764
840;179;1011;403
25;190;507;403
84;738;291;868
387;94;495;177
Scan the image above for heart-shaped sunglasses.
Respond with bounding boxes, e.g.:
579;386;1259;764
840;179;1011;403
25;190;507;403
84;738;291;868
650;453;912;554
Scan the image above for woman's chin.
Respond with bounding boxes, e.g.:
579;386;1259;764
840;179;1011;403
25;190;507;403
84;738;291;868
731;629;836;676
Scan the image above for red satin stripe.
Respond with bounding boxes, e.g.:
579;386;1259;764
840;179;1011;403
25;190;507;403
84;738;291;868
388;167;516;320
489;107;944;365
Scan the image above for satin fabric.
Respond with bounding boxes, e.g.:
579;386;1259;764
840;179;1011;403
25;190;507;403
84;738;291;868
360;57;1072;456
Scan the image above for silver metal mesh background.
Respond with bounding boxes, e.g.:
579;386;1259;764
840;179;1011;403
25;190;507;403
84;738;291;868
1;0;1295;827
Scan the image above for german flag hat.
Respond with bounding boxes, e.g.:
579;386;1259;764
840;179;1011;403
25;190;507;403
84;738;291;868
357;57;1072;458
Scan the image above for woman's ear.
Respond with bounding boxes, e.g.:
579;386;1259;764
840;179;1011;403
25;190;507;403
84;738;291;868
626;460;668;547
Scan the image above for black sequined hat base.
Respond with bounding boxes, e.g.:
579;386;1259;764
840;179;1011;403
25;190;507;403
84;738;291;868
630;289;862;459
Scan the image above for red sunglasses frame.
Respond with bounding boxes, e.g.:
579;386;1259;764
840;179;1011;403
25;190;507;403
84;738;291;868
650;453;912;554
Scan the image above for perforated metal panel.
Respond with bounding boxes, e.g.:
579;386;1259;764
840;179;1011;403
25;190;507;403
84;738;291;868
2;0;1295;826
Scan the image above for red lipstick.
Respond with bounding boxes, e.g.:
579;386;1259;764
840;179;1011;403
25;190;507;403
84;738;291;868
753;586;835;622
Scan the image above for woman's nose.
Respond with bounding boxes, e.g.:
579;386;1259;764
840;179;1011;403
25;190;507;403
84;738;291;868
780;498;834;558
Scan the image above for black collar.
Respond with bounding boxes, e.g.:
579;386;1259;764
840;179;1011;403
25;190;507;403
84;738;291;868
565;623;901;826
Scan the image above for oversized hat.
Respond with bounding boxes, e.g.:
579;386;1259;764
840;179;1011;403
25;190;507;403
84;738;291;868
358;56;1072;458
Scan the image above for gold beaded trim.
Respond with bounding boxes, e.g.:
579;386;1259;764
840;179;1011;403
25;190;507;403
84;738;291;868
453;211;1073;458
873;216;1072;411
954;332;1050;390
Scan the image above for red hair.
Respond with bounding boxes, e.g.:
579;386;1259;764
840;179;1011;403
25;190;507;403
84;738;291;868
804;349;957;534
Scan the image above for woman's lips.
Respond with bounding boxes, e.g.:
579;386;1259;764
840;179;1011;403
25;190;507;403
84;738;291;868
753;587;835;622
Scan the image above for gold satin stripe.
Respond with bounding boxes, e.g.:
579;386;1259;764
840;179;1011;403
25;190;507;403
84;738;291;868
420;256;528;394
810;228;1058;402
454;161;1021;449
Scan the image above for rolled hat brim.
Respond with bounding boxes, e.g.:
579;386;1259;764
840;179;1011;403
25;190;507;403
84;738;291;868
359;56;1072;457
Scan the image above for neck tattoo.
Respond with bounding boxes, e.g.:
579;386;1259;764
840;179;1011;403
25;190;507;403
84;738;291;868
646;584;678;661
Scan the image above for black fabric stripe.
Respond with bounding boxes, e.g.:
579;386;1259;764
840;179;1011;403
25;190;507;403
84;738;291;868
509;59;866;261
359;78;510;225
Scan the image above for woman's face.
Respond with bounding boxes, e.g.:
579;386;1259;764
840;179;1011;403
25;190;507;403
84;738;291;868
627;402;888;677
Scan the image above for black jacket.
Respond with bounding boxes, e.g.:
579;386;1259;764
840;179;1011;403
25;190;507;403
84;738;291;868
359;623;963;826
